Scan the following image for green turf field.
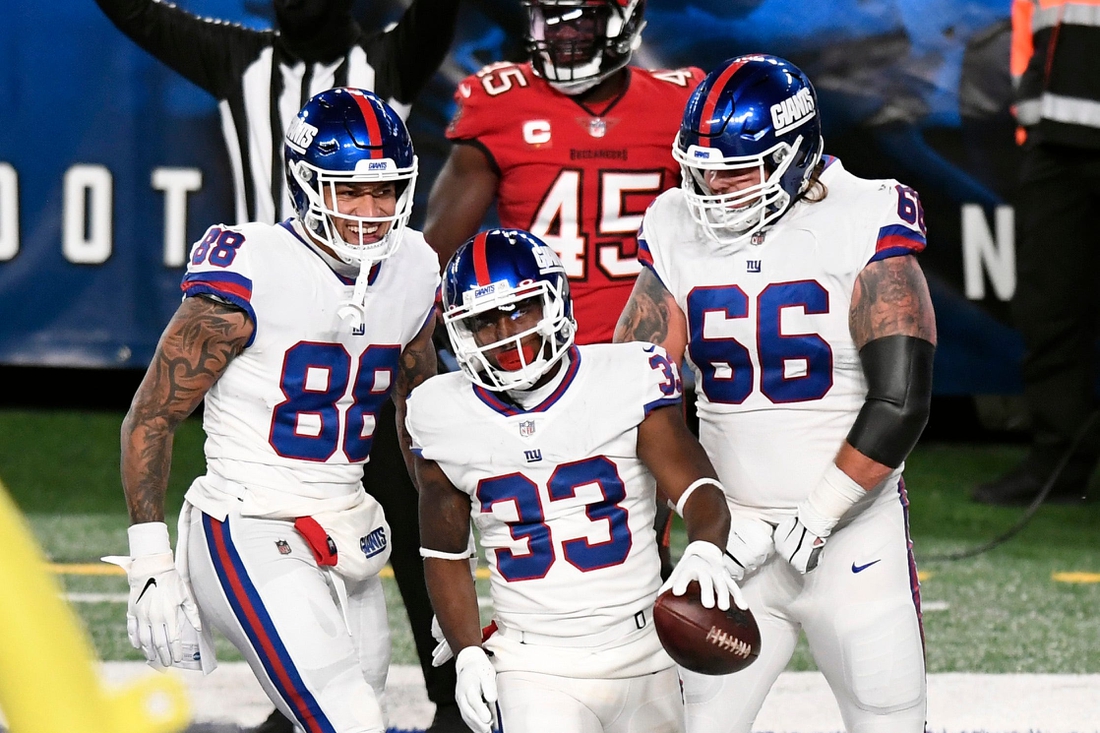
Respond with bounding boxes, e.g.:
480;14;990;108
2;409;1098;674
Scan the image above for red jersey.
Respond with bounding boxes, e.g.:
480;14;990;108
446;61;705;344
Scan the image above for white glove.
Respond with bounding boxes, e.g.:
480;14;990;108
431;615;453;667
103;522;201;668
455;646;498;733
661;540;746;611
774;463;866;574
773;515;827;574
725;517;776;580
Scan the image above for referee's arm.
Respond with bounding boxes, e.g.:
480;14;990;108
367;0;462;104
94;0;265;98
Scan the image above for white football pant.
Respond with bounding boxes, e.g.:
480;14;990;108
495;666;684;733
682;487;927;733
186;509;391;733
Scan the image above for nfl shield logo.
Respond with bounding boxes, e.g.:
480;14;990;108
275;540;291;555
751;231;766;246
519;420;536;437
588;118;607;138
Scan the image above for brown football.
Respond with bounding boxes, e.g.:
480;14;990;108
653;581;761;675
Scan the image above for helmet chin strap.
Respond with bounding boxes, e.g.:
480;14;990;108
547;75;603;95
337;258;374;331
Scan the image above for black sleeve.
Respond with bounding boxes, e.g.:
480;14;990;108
94;0;270;98
363;0;462;104
846;335;935;468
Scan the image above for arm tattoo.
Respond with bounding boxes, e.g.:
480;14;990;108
849;255;937;349
396;323;440;400
394;315;440;481
121;296;252;523
613;268;673;345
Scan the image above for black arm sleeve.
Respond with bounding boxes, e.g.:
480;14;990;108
94;0;268;98
846;335;935;469
364;0;462;104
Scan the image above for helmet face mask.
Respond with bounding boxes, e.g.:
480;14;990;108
524;0;646;95
285;88;418;266
674;55;823;248
443;229;576;392
678;136;807;243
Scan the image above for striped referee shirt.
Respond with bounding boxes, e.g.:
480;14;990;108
96;0;459;223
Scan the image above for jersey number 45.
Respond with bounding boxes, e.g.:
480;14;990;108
531;170;664;280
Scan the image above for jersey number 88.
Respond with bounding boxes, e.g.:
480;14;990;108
269;342;400;462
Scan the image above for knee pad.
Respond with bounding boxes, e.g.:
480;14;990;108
307;665;387;733
836;599;925;714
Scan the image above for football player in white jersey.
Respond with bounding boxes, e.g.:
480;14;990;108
614;56;936;733
406;228;745;733
113;88;439;733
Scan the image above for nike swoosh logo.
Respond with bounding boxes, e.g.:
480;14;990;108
851;559;882;574
136;577;157;603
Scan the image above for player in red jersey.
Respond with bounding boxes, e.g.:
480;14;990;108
425;0;703;345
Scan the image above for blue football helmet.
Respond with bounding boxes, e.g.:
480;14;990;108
285;87;418;265
443;228;577;392
674;55;823;247
524;0;646;94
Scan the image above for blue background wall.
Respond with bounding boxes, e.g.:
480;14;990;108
0;0;1022;393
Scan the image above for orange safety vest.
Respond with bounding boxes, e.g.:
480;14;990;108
1010;0;1100;148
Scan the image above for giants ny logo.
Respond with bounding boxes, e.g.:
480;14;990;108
747;260;761;273
532;245;563;274
360;527;388;558
285;117;318;153
524;449;542;463
770;87;816;136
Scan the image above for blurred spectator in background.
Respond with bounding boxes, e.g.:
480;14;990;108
972;0;1100;506
93;1;465;730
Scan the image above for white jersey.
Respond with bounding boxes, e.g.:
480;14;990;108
180;219;439;520
406;342;685;677
638;157;927;522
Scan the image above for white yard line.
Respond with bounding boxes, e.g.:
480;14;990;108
756;672;1100;733
62;593;491;606
66;592;128;603
91;663;1100;733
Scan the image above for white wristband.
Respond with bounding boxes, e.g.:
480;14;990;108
799;464;866;538
127;521;172;558
675;478;725;517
